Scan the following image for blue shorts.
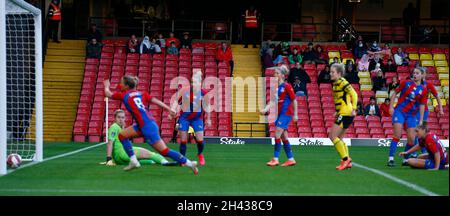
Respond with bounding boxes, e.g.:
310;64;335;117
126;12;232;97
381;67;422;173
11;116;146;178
275;115;292;130
392;109;418;129
425;158;447;170
415;109;429;122
178;117;204;132
133;121;161;145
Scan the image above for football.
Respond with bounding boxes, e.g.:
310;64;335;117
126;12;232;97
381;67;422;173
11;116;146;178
7;153;22;169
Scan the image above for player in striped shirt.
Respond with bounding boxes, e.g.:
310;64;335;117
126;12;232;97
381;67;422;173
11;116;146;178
329;63;358;170
171;70;211;166
399;125;448;170
103;76;198;174
260;66;298;167
413;68;444;155
387;68;428;167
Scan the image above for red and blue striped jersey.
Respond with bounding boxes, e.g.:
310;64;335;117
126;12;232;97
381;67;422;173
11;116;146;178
277;82;296;116
112;90;154;127
420;133;448;163
423;80;438;112
395;80;428;115
178;87;208;120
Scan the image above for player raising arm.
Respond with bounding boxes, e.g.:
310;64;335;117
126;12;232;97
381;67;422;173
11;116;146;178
387;67;428;167
329;64;358;170
104;75;198;174
260;66;298;167
101;109;177;166
399;125;448;170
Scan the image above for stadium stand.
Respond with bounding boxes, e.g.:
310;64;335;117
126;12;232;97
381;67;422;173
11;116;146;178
73;38;448;141
73;40;232;142
265;43;449;139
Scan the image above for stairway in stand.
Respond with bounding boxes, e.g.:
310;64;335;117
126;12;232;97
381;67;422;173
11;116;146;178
231;45;267;137
28;40;86;142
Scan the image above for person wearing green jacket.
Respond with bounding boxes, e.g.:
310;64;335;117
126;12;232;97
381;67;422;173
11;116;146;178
288;48;302;65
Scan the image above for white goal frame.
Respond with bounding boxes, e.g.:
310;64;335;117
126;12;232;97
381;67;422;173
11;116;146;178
0;0;42;175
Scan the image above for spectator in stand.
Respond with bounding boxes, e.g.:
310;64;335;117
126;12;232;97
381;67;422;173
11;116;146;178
318;65;331;84
379;98;391;117
357;102;365;116
127;34;139;53
381;43;393;59
354;39;367;59
384;59;397;72
371;63;383;77
217;42;234;74
149;37;162;54
302;42;317;64
353;35;366;51
372;70;387;91
346;60;356;72
292;76;309;97
369;54;384;71
262;44;276;69
166;32;180;48
358;54;370;71
273;42;291;65
345;62;360;84
403;56;411;66
315;45;328;64
331;57;340;65
260;40;272;60
140;36;151;54
180;32;192;49
388;76;399;96
393;47;406;66
288;62;310;86
156;33;166;48
288;48;302;65
368;40;381;53
87;23;103;43
167;41;179;55
364;97;381;117
86;38;102;59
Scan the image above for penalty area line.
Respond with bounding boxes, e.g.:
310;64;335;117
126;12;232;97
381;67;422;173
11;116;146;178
3;142;107;176
352;162;439;196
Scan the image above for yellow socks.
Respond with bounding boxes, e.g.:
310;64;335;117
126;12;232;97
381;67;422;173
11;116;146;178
332;137;349;159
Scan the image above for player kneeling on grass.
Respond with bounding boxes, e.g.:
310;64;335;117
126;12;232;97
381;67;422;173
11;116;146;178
101;109;177;166
104;76;198;174
399;125;449;170
329;63;357;170
260;66;298;167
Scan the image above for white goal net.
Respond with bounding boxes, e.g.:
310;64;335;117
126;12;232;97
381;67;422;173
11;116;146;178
0;0;42;175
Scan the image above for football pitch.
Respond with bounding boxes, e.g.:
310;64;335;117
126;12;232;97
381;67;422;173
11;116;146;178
0;142;448;196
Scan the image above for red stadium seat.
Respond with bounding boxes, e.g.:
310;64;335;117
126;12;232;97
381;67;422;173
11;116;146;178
357;134;371;138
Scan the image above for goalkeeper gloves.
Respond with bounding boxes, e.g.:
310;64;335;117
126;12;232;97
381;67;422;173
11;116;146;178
99;157;116;166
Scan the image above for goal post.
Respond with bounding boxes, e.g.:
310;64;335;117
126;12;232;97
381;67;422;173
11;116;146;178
0;0;42;175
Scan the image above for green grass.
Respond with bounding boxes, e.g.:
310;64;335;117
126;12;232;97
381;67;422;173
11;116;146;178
0;142;448;196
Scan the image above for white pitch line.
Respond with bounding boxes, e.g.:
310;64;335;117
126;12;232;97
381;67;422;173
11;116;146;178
3;142;106;175
352;162;439;196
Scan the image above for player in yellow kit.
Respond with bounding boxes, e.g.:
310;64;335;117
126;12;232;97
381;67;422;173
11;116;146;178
329;63;358;170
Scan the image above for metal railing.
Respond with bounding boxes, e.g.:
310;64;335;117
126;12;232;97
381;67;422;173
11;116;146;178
261;18;449;44
88;17;233;41
233;122;268;137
